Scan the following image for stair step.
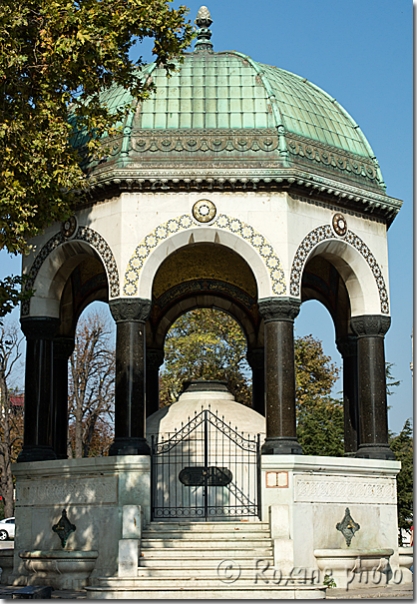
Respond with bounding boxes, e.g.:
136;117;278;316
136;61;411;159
91;576;320;589
141;548;273;559
141;538;271;548
137;566;273;577
85;585;326;600
140;556;273;568
143;530;270;538
144;522;268;531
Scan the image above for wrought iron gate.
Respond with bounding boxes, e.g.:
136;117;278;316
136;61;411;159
151;409;261;521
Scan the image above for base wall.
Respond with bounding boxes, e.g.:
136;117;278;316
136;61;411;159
11;456;150;586
261;455;401;590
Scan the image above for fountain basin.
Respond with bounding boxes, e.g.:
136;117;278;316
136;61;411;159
20;549;98;590
398;546;413;584
314;548;393;590
0;548;14;585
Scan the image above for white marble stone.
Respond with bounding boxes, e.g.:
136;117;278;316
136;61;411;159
262;455;402;589
11;456;151;587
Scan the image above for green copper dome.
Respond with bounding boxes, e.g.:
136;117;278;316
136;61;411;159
75;7;401;224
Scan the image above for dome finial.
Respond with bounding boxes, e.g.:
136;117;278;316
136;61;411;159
194;6;213;53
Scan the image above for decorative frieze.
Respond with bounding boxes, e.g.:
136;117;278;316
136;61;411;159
294;475;396;504
17;477;118;505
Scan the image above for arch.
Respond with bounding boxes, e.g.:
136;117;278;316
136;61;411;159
289;225;389;316
22;226;120;317
123;213;285;300
150;293;259;350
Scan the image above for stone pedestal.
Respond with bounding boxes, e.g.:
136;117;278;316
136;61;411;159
11;456;151;589
261;455;402;590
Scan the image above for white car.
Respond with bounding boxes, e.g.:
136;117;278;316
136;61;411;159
0;517;15;540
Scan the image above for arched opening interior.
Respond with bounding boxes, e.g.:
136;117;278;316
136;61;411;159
158;307;252;408
297;253;357;455
67;301;115;459
145;242;264;416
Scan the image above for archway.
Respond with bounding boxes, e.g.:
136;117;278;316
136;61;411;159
18;238;113;462
145;242;264;416
296;238;392;460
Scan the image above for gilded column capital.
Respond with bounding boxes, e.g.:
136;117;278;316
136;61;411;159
350;315;391;338
109;298;152;323
258;297;301;323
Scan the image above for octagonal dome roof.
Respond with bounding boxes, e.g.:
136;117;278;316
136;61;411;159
74;6;401;224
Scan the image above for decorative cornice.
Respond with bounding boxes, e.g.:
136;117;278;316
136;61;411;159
286;133;382;187
109;298;152;323
350;315;391;338
87;166;401;226
130;128;279;154
258;297;301;322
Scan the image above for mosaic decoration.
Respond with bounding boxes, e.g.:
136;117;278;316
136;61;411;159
332;213;347;237
61;215;78;239
21;226;120;316
123;213;286;297
289;224;389;314
192;199;217;223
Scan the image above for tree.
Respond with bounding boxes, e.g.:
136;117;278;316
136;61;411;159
159;309;252;407
389;419;413;544
0;323;24;517
0;0;193;313
294;335;344;456
68;311;115;458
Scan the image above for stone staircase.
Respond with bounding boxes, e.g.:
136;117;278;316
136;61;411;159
86;521;326;599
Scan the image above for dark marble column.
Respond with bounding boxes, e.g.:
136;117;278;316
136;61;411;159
247;348;265;416
109;298;151;456
18;317;60;462
350;315;395;460
258;297;302;455
146;349;164;417
52;337;75;459
336;335;359;455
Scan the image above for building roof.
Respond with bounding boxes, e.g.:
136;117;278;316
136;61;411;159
72;6;401;224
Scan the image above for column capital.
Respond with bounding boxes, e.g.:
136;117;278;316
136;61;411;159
53;336;75;360
20;317;60;340
109;298;151;323
350;315;391;338
147;348;164;371
246;348;264;370
258;297;301;323
336;334;357;358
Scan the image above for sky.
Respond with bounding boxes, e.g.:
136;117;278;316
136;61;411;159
0;0;413;435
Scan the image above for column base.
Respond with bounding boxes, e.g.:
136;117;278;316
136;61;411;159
17;446;57;463
355;443;395;460
109;437;150;456
261;437;303;455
